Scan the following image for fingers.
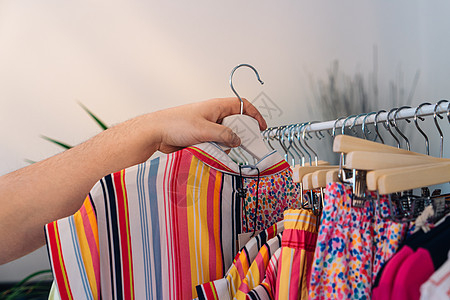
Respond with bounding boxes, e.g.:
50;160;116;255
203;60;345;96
215;97;268;131
200;122;241;148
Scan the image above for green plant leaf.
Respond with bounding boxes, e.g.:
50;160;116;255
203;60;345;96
40;135;73;150
24;159;36;164
78;101;109;130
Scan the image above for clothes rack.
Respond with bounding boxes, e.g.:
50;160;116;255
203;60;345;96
264;101;449;136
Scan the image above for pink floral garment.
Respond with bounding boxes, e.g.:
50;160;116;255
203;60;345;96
243;169;301;232
309;184;408;299
309;182;374;300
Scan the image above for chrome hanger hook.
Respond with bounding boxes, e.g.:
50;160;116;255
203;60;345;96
302;122;319;166
434;100;449;158
414;102;431;155
349;113;367;136
287;124;303;165
296;123;312;165
393;106;412;151
332;117;345;138
341;115;357;135
263;128;275;151
386;108;401;148
230;64;264;115
374;110;387;144
362;112;377;141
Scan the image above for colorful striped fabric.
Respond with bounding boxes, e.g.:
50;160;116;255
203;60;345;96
196;221;284;299
196;209;318;300
246;209;318;300
45;142;295;300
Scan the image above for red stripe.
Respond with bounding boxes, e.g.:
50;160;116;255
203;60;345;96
79;201;101;295
281;229;318;252
187;146;290;177
187;147;235;174
162;153;174;297
206;168;217;279
170;150;188;296
260;161;290;176
113;171;134;300
47;222;74;300
202;282;218;298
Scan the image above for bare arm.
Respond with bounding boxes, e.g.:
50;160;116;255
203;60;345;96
0;97;267;264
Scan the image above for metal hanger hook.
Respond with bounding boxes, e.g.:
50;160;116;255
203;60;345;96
302;122;319;165
434;100;449;158
332;117;345;138
393;106;412;151
386;108;401;148
414;102;431;155
341;115;357;135
362;112;377;141
374;109;387;144
229;64;264;115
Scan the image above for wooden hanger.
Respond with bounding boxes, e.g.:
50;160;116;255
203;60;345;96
333;135;432;156
374;162;450;194
344;151;450;170
365;162;448;191
312;169;331;188
302;173;314;190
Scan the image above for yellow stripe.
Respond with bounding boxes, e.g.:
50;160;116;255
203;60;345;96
261;161;285;174
120;170;134;299
208;281;219;300
54;222;73;300
213;172;223;279
199;160;210;283
187;157;201;296
283;209;317;231
74;210;98;299
277;248;294;299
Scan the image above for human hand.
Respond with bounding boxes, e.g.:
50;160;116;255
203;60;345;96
147;97;267;153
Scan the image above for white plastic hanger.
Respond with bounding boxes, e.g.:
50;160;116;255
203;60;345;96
220;64;272;162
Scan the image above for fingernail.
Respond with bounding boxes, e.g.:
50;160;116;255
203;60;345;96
231;133;241;147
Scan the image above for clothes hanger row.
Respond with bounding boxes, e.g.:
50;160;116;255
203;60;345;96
261;101;450;222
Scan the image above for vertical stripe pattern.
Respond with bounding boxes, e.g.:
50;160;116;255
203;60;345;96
45;144;291;299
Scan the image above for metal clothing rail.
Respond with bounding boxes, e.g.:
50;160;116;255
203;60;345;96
264;101;449;136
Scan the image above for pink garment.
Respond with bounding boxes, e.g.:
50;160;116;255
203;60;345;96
391;248;435;300
372;246;414;300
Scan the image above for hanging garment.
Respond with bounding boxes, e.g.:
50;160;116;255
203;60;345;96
390;224;450;300
196;209;318;300
246;209;318;300
45;142;299;300
242;174;301;232
372;215;450;300
195;221;284;299
309;182;374;299
420;250;450;300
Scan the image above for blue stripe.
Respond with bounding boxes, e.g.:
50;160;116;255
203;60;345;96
68;217;94;300
148;157;162;299
137;163;151;299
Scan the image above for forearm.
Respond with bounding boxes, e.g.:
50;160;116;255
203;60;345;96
0;115;160;264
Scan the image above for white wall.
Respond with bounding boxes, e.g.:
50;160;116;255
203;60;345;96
1;0;450;282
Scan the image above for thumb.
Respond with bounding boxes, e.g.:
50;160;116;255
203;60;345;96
202;122;241;148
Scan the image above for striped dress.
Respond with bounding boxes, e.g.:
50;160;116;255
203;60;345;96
45;142;298;299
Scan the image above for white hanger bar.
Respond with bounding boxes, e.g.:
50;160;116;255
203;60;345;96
265;102;449;136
